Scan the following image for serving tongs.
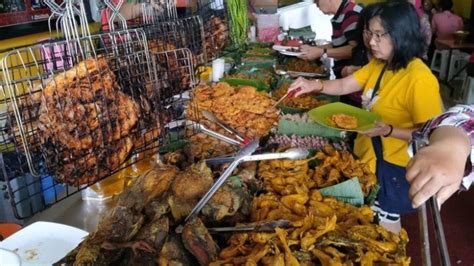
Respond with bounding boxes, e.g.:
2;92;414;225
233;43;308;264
185;141;309;222
273;87;302;107
205;147;309;166
185;140;259;221
201;110;251;145
411;132;451;266
185;120;242;146
176;219;291;234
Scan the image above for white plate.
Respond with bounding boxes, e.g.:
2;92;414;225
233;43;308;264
272;44;299;52
0;221;88;266
279;50;303;57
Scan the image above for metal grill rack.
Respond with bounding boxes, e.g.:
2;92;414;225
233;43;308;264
195;0;230;61
0;28;162;219
140;0;178;25
143;15;207;65
102;0;178;31
150;48;197;147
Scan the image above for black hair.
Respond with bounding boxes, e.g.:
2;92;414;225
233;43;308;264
439;0;453;11
352;3;383;66
372;1;425;70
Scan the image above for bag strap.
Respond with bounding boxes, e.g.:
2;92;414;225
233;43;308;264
371;64;388;161
371;64;388;101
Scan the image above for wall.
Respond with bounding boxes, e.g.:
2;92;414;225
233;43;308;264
452;0;471;19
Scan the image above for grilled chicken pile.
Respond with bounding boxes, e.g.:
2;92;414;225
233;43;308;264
6;88;42;153
149;40;196;98
55;161;252;265
204;16;228;59
38;57;140;185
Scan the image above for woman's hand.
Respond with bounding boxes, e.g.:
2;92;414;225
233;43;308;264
298;45;324;61
406;126;471;208
406;144;465;208
360;121;392;137
287;77;323;97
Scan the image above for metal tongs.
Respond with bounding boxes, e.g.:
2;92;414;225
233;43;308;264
185;141;309;222
176;219;292;234
185;140;260;221
185;120;242;146
412;132;451;266
201;110;251;145
205;147;309;166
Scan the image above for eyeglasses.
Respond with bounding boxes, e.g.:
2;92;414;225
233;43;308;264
363;29;389;42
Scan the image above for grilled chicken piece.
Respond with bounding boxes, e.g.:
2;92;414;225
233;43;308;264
158;233;193;266
117;164;179;212
181;217;219;266
57;164;179;265
202;181;251;224
168;161;213;221
118;217;170;266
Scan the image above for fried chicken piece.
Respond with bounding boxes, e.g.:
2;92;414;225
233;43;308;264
330;113;358;129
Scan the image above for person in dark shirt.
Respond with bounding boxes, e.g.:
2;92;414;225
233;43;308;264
299;0;362;77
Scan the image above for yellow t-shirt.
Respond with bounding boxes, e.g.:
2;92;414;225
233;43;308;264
352;58;443;172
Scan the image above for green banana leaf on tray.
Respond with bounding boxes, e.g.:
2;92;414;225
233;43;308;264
277;119;344;138
308;102;381;132
319;177;364;206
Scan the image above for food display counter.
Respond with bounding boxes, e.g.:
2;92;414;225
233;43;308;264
0;0;449;265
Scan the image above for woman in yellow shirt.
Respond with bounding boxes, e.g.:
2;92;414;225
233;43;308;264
288;1;443;231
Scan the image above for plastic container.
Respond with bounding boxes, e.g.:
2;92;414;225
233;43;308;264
0;223;22;239
257;14;280;42
40;175;65;205
212;58;225;82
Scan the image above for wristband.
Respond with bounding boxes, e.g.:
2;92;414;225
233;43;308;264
383;125;393;137
323;48;327;55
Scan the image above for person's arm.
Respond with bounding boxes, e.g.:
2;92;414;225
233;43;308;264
287;75;362;97
341;65;362;77
362;123;420;141
406;126;471;208
299;45;324;61
325;42;357;61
